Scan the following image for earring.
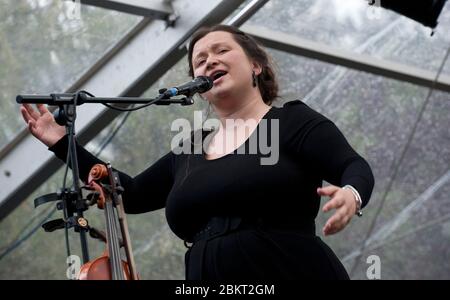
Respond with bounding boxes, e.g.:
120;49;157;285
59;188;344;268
252;71;257;87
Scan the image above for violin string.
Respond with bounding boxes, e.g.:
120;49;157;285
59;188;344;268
111;204;120;279
108;200;123;280
116;209;125;280
109;202;120;280
112;203;121;279
109;202;119;279
105;202;115;279
113;204;125;280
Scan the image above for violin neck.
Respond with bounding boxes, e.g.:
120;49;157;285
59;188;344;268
105;201;125;280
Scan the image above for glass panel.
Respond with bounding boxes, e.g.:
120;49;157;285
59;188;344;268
2;0;449;280
266;47;449;280
444;52;450;76
346;91;450;279
0;0;142;150
248;0;450;76
2;47;448;280
266;49;440;269
350;191;450;280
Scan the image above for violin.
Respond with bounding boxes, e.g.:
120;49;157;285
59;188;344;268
78;163;138;280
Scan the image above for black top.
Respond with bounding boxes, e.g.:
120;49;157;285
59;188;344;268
49;100;374;243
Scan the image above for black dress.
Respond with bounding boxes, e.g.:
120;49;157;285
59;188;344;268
49;100;375;280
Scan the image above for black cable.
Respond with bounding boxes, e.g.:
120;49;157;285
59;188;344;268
101;96;163;112
75;88;164;113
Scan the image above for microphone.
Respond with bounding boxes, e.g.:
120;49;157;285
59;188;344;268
161;76;213;98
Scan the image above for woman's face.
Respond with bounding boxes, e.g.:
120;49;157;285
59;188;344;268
191;31;260;103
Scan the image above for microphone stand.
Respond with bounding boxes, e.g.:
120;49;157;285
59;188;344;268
19;91;194;265
16;91;194;106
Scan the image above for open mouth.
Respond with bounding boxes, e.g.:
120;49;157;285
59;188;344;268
211;71;228;82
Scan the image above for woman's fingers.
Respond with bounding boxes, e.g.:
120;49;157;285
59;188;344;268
320;187;357;236
36;103;50;115
323;209;348;235
27;119;37;134
322;197;344;212
322;194;353;235
317;185;339;197
20;106;31;123
21;104;40;120
320;187;346;235
21;106;39;133
323;224;342;236
20;105;40;136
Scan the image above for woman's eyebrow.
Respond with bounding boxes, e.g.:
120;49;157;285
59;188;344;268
193;51;207;61
193;42;228;60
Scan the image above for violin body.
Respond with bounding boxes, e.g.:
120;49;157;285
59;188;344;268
78;251;131;280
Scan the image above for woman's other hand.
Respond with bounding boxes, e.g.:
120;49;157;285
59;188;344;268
317;185;357;236
20;104;66;147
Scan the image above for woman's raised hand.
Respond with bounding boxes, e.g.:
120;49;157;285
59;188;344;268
20;104;66;147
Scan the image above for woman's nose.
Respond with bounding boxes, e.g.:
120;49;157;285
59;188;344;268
206;56;219;69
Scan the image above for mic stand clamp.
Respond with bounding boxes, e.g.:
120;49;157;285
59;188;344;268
35;188;89;234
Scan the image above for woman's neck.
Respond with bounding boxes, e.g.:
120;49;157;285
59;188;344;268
211;95;271;127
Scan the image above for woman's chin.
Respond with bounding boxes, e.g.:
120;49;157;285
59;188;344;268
211;98;241;110
210;88;232;102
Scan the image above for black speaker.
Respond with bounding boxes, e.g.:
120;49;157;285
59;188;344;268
374;0;448;28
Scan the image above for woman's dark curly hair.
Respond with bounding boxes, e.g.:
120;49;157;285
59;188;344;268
187;24;278;105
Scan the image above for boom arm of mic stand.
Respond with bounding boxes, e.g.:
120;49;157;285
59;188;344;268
16;92;194;106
